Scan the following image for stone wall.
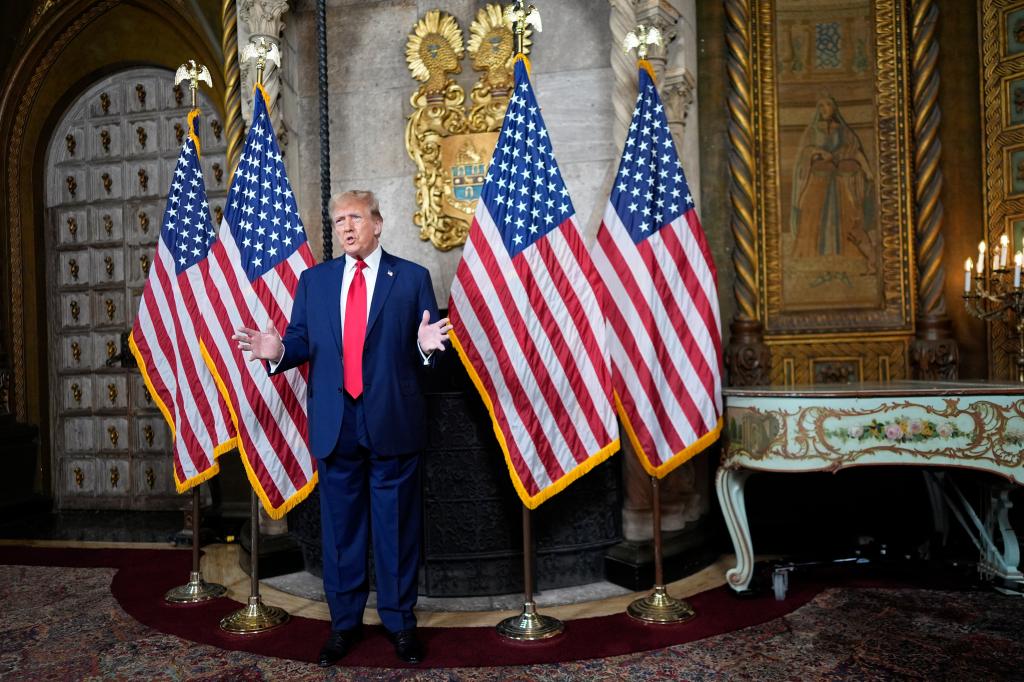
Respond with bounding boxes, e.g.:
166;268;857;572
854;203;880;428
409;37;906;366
277;0;706;308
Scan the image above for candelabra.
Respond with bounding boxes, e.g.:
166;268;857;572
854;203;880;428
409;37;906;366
962;237;1024;382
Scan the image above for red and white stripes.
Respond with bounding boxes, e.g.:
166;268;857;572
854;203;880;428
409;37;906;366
450;206;619;507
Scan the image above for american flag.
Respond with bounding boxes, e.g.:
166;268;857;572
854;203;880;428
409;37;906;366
592;64;722;477
448;58;620;509
129;110;237;492
196;86;317;518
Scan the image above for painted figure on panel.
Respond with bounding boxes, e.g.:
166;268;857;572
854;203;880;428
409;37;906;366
789;94;876;274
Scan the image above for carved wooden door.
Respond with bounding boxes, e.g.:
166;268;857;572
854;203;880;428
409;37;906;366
45;67;229;510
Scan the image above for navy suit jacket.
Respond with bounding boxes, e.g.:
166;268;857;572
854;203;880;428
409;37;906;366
271;250;438;459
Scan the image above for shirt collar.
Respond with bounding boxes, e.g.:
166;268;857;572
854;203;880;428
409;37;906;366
346;244;382;273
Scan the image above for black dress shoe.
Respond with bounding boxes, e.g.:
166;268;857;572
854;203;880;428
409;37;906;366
318;628;361;667
389;628;424;664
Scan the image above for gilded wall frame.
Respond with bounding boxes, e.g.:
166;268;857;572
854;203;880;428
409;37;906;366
732;0;916;384
981;0;1024;380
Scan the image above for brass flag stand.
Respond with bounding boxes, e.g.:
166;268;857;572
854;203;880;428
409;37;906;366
220;489;289;633
496;504;564;640
626;476;695;623
165;487;227;603
219;42;288;634
165;61;225;605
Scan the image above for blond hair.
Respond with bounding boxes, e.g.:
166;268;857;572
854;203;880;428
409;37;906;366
328;190;382;221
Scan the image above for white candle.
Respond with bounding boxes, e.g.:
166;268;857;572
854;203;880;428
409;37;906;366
978;240;987;274
965;258;973;292
1015;252;1022;288
1001;234;1010;268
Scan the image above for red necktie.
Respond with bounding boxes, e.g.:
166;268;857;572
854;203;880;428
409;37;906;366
343;260;368;398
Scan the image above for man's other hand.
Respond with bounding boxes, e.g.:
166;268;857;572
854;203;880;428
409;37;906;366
417;310;452;354
232;325;284;363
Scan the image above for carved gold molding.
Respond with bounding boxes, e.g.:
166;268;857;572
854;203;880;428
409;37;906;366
979;0;1024;380
726;0;916;384
404;5;526;251
768;337;908;385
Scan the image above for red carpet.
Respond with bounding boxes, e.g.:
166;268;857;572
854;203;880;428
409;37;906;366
0;545;822;668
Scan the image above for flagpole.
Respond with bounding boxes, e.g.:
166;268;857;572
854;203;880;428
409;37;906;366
165;487;227;603
220;489;289;632
220;46;289;634
497;503;564;640
626;475;695;623
164;61;227;606
618;26;696;624
493;3;562;640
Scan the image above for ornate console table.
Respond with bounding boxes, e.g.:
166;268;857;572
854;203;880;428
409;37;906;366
716;381;1024;592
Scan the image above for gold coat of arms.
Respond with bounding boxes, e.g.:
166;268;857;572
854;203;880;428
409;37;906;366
405;5;531;251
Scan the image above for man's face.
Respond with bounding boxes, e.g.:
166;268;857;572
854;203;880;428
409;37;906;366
332;198;381;260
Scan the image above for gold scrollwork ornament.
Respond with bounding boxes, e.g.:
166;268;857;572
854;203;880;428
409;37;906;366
143;424;154;447
108;426;119;448
70;341;81;363
70;382;82;404
405;6;523;251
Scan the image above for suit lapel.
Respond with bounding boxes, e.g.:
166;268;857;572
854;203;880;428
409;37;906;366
366;250;396;338
328;256;345;353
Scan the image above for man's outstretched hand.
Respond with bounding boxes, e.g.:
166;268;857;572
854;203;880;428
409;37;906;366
417;310;453;355
232;325;285;363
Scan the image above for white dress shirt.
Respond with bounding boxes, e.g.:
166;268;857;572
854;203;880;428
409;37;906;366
340;245;382;333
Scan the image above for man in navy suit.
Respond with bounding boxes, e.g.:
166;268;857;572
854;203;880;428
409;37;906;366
233;190;450;666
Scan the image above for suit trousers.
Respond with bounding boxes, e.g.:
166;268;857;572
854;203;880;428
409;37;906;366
316;394;422;633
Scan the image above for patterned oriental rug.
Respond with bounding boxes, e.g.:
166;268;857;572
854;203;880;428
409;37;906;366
1;545;1022;680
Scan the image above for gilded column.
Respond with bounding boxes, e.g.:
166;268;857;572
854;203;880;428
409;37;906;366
724;0;769;386
222;0;243;171
910;0;958;379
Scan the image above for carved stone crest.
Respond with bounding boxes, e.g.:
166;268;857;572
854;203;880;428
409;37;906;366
405;5;529;251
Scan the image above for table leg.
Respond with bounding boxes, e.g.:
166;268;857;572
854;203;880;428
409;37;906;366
984;482;1023;584
715;467;754;592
